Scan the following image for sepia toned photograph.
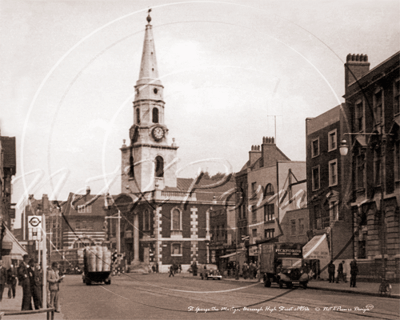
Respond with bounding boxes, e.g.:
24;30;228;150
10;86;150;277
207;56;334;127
0;0;399;319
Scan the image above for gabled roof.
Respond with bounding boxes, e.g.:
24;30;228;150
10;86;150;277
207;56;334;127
63;192;110;217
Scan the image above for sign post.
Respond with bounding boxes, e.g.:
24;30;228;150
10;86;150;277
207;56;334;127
42;214;47;310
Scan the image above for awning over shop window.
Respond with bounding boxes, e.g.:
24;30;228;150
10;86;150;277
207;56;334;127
302;234;330;280
2;226;28;261
219;250;246;262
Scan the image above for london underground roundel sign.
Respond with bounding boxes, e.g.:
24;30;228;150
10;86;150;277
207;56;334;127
29;216;41;227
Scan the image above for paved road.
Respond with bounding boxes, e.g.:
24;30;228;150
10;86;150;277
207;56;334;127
60;274;399;320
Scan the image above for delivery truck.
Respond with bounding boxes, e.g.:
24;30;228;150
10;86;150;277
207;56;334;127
260;242;309;289
82;246;112;285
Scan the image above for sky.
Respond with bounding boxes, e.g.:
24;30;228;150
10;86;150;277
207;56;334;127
0;0;399;228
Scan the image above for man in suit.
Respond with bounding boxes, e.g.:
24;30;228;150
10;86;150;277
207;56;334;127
18;255;32;310
328;261;335;284
28;259;42;309
47;262;62;313
7;261;18;299
0;260;8;303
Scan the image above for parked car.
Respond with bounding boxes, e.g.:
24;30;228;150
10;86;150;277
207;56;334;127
199;264;222;280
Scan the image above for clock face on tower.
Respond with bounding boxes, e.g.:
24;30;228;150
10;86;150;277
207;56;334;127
152;126;164;141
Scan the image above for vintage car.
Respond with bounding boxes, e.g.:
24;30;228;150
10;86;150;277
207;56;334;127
199;264;222;280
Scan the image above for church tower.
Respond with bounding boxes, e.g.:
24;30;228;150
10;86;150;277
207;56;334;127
121;11;178;194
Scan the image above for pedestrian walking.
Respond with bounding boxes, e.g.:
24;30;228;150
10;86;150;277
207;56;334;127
18;255;32;310
0;260;7;303
336;261;343;283
191;261;198;276
336;261;347;283
7;262;18;299
249;262;254;279
28;259;42;310
328;261;335;283
350;259;358;288
242;262;248;279
47;262;62;313
342;260;348;283
168;265;174;277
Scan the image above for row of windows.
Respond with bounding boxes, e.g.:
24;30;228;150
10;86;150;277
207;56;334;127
312;159;338;191
354;79;400;133
290;218;305;236
250;183;274;199
212;226;227;240
313;201;339;229
135;107;159;124
311;129;337;158
354;140;400;190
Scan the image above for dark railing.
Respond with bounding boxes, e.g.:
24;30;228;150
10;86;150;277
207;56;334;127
3;308;55;320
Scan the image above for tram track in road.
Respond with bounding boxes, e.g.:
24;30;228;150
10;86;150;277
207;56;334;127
94;277;398;320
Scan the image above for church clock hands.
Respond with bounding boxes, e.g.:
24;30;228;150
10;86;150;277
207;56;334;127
152;126;164;141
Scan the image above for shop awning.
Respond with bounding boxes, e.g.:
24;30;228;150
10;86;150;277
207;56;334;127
301;234;330;280
219;250;246;262
303;234;329;259
2;226;28;260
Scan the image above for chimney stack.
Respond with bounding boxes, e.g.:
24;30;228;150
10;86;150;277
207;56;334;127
345;53;370;94
261;136;276;167
249;145;261;167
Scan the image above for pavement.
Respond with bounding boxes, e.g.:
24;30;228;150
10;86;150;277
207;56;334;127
0;286;64;320
183;273;400;299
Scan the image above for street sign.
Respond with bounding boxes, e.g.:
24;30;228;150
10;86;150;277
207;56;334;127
28;216;41;228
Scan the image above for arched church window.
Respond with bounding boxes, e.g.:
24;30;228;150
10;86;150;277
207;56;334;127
129;155;134;178
144;209;150;231
136;108;140;124
152;108;159;123
155;156;164;177
171;208;182;230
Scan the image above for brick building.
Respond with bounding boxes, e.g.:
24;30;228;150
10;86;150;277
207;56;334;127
306;105;353;260
236;137;307;264
342;51;400;280
0;135;17;257
0;136;16;229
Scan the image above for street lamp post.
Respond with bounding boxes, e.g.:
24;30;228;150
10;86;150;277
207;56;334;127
105;210;121;254
339;132;388;286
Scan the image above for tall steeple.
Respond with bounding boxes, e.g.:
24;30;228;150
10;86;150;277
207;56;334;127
136;10;162;87
121;10;178;194
132;9;165;130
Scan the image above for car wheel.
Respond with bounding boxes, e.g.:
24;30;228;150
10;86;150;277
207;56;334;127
85;280;91;286
265;280;271;287
287;282;293;289
279;280;284;288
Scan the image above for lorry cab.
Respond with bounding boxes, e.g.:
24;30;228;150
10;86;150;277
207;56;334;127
274;258;309;289
260;242;309;289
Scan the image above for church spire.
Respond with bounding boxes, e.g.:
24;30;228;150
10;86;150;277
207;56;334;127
136;9;161;87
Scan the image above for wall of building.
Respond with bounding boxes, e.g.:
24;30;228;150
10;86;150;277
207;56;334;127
280;208;309;244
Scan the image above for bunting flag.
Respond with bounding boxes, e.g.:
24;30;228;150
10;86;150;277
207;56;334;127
273;217;284;238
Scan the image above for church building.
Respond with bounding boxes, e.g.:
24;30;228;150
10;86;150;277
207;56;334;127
117;12;235;272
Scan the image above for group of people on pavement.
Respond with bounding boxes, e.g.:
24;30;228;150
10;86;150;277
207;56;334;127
241;262;258;279
168;263;182;277
0;254;63;313
328;259;358;287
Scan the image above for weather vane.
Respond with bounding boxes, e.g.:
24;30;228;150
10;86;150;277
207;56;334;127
147;8;152;23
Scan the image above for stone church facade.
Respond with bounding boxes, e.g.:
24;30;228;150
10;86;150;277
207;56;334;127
117;12;234;272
